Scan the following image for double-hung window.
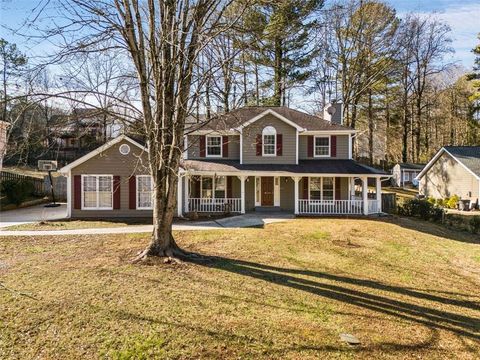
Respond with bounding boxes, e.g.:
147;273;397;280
200;176;226;199
262;126;276;156
82;175;113;209
310;178;322;200
314;136;330;157
214;176;226;198
137;175;153;209
309;177;334;200
206;136;222;157
322;177;334;200
201;177;213;198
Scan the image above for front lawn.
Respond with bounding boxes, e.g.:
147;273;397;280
1;218;479;359
3;219;149;231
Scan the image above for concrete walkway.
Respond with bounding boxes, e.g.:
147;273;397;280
0;212;294;237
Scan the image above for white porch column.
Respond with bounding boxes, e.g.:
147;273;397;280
177;175;183;217
362;176;368;215
350;177;356;200
376;177;382;213
240;176;246;214
184;175;190;213
293;177;300;215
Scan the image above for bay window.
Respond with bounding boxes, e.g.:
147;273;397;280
82;175;113;209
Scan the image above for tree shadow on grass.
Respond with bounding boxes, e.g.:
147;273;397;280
189;256;480;343
371;216;480;245
107;306;441;355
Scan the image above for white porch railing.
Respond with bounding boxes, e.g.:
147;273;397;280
188;198;241;213
298;200;364;215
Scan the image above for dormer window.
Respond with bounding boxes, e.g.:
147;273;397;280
262;126;276;156
206;135;222;157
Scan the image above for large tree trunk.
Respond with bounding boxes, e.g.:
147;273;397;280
273;37;283;106
368;88;374;165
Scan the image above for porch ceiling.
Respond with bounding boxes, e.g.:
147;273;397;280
181;159;388;176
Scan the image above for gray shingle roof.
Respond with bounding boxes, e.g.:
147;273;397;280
181;159;387;175
399;163;425;170
444;146;480;177
188;106;350;132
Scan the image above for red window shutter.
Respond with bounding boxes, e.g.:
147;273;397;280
302;177;309;199
73;175;81;209
199;135;206;157
113;176;121;209
307;136;314;158
222;136;229;158
194;178;201;197
277;134;283;156
331;135;337;157
129;176;136;209
335;177;341;200
227;176;233;198
256;134;262;156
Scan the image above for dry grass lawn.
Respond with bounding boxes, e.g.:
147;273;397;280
1;217;479;359
3;219;142;231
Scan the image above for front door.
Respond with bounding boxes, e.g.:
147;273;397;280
261;177;274;206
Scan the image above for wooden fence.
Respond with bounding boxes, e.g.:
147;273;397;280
44;175;67;201
0;171;46;196
382;193;397;214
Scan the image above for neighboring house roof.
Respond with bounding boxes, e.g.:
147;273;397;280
191;106;353;133
181;159;388;176
416;146;480;180
59;135;146;173
397;163;425;171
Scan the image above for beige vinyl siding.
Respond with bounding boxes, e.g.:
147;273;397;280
339;177;349;199
280;177;295;211
419;152;480;200
242;114;297;164
299;134;350;159
245;176;255;210
187;135;240;160
71;140;154;218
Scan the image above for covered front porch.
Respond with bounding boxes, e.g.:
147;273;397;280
178;174;383;216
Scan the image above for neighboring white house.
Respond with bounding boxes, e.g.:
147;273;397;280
391;163;425;187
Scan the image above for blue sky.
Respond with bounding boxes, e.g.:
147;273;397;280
1;0;479;69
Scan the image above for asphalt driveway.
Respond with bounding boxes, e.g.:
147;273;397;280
0;203;68;229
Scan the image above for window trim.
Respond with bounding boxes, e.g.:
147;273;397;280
206;135;223;158
308;177;336;201
262;126;277;157
136;175;154;210
199;175;227;199
313;135;331;158
81;174;113;210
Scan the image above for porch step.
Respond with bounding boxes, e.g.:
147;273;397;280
255;206;282;212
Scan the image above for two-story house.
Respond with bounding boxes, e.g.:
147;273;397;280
59;106;387;219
